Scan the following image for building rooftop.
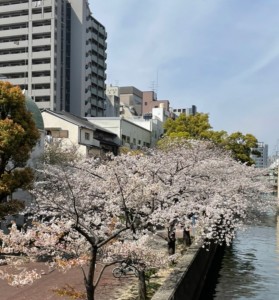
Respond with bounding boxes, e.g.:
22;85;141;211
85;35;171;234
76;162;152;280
43;110;116;136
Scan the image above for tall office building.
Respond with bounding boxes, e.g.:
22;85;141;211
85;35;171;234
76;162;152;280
0;0;107;117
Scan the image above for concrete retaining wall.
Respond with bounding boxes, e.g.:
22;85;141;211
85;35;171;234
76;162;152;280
151;241;219;300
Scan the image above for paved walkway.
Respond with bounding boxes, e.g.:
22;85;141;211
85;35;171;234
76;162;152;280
0;233;178;299
0;263;136;300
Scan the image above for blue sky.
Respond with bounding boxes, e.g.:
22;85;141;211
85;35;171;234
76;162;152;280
89;0;279;155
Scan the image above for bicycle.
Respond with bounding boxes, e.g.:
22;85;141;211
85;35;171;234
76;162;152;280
112;262;139;278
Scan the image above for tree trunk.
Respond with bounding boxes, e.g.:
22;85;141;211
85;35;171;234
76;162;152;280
85;283;95;300
138;270;147;300
84;246;98;300
183;228;191;246
167;229;176;255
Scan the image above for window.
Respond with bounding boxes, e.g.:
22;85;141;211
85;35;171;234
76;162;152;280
51;130;69;138
85;132;90;140
145;102;147;106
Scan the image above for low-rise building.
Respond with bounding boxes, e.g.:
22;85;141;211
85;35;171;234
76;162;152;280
126;107;167;147
42;110;118;156
142;91;170;116
87;117;151;149
172;105;197;117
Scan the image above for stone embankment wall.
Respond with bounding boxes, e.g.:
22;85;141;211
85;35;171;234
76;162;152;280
152;240;219;300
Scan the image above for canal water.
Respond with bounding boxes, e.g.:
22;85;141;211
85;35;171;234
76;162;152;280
200;213;279;300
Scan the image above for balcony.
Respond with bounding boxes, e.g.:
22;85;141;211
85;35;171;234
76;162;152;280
91;55;97;63
32;76;51;84
0;15;28;26
98;48;104;56
91;87;97;94
99;26;106;36
0;3;29;13
6;77;27;85
91;98;97;106
32;50;51;59
0;40;28;50
32;63;51;71
32;88;51;97
0;27;28;38
32;25;51;34
98;80;104;88
98;90;104;97
32;38;51;46
91;66;97;74
0;52;28;62
98;69;105;77
91;76;97;84
31;12;52;21
35;101;51;110
32;0;52;8
97;60;104;68
0;65;27;74
91;32;98;41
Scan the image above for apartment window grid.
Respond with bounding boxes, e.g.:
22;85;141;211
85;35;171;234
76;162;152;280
0;0;107;117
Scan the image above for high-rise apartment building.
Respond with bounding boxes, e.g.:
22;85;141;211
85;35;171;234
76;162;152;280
0;0;107;117
251;142;268;168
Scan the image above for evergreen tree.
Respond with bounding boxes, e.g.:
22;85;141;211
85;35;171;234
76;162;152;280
0;81;40;215
162;112;258;165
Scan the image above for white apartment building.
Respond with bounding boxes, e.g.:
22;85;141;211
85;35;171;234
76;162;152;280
87;117;151;149
0;0;107;117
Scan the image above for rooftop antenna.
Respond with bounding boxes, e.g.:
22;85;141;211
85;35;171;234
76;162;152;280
149;69;159;96
156;68;159;97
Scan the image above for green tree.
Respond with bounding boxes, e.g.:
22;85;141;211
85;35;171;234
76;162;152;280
0;81;40;214
162;112;258;165
223;132;259;165
164;113;212;139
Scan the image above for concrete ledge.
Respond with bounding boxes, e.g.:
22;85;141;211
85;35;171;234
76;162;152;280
152;241;219;300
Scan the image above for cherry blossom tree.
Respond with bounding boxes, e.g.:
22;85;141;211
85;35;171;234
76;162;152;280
104;235;175;300
0;139;275;300
150;139;275;247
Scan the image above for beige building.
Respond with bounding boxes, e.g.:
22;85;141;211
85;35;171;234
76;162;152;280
119;86;143;116
42;110;118;156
